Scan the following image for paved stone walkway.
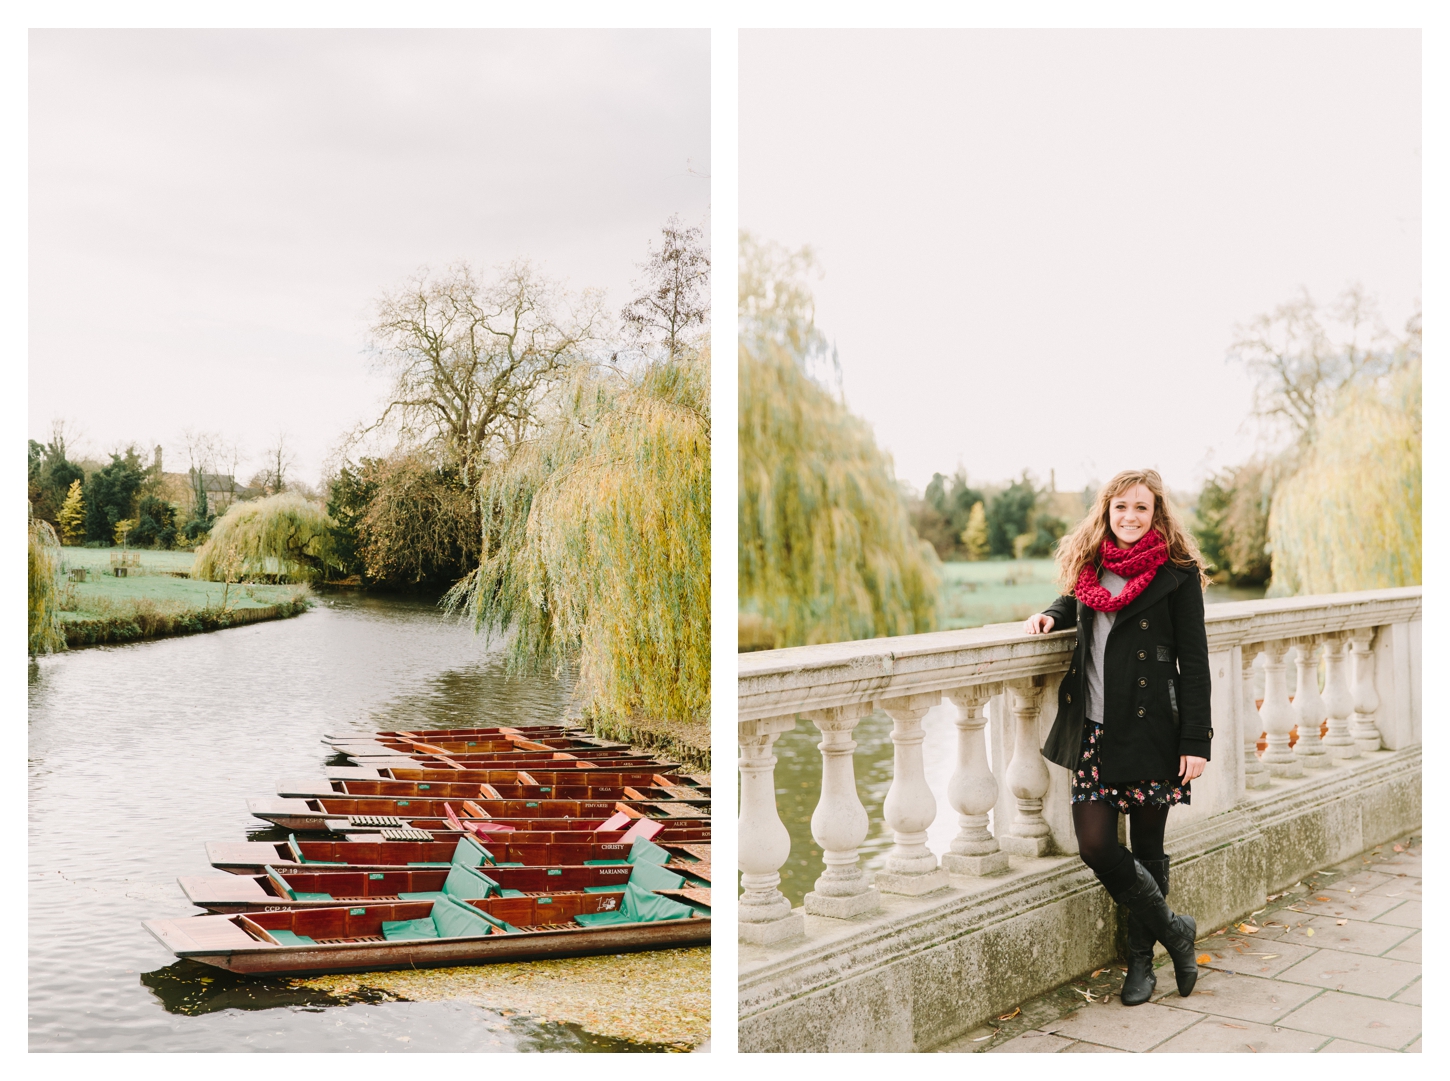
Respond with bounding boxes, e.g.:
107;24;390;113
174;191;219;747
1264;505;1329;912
937;833;1421;1053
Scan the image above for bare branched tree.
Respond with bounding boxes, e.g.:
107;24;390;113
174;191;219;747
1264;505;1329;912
250;433;297;495
621;215;710;362
1227;283;1400;442
362;261;602;510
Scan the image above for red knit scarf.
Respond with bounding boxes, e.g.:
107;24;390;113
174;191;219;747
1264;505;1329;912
1074;531;1169;612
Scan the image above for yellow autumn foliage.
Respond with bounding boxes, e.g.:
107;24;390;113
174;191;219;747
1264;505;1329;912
448;347;710;727
1267;359;1421;595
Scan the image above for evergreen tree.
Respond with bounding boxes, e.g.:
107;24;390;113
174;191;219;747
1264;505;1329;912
83;449;146;543
57;481;86;545
987;473;1037;556
961;501;990;561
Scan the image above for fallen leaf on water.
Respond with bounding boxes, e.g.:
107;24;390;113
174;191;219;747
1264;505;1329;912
1197;954;1212;964
997;1007;1021;1021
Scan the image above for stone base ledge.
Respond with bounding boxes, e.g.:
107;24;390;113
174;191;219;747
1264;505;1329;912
739;746;1420;1053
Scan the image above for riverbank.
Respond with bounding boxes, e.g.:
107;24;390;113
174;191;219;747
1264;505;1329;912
300;947;710;1051
54;547;311;648
585;714;711;772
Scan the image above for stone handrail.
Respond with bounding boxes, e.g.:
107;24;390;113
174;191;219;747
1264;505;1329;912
737;586;1421;944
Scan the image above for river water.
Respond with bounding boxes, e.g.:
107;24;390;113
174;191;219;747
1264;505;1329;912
28;593;663;1052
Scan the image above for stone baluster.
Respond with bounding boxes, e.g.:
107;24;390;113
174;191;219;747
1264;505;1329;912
1291;638;1329;768
803;704;881;918
738;717;806;944
997;680;1053;857
1320;634;1357;761
1258;641;1303;777
1349;628;1383;752
941;683;1009;876
1241;644;1269;789
875;693;950;895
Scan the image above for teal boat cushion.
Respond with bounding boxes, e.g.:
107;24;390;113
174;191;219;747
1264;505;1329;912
583;885;628;893
452;835;494;867
626;837;670;866
497;888;526;897
430;895;497;939
287;835;344;865
583;859;630;866
627;861;685;892
441;863;498;900
492;862;525;867
267;929;316;945
622;881;694;922
398;891;446;902
292;892;334;901
382;917;440;941
471;907;522;934
574;910;633;927
263;865;295;900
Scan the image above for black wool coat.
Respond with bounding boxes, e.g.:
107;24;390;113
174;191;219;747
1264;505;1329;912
1039;563;1213;783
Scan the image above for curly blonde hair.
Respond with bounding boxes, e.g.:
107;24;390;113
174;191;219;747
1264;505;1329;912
1054;469;1210;593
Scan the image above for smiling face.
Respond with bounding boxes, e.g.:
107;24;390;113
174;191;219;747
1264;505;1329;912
1108;484;1156;549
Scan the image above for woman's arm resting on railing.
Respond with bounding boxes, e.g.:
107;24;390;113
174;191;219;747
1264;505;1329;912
1024;594;1078;635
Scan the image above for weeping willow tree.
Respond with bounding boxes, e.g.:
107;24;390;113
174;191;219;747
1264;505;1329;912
739;233;940;648
29;508;66;655
193;492;338;583
447;347;710;730
1267;358;1420;596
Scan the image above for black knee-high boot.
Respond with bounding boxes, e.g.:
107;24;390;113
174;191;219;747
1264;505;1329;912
1120;856;1170;1005
1096;848;1197;997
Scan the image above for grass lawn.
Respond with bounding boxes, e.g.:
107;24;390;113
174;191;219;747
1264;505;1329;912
939;558;1267;630
51;546;311;646
939;559;1063;630
59;546;197;574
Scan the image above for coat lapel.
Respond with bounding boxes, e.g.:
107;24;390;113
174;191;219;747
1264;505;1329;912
1113;564;1183;623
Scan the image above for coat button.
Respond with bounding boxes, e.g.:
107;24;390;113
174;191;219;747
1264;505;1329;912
1137;707;1146;717
1137;650;1147;661
1066;693;1072;704
1138;677;1147;687
1139;619;1149;630
1070;666;1076;675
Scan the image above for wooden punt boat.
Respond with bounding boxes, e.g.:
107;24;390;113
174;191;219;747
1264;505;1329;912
321;726;593;745
365;764;695;786
337;746;667;766
144;890;710;976
205;833;707;874
277;774;709;803
179;854;711;913
246;794;707;832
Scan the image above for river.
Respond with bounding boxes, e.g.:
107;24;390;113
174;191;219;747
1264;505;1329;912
27;592;667;1052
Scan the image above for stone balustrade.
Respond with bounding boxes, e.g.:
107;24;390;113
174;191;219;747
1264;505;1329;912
737;587;1422;949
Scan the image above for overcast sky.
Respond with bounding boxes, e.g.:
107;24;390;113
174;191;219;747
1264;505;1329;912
741;29;1420;495
29;28;709;486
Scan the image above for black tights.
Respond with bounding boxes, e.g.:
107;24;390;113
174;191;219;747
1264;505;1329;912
1072;800;1171;874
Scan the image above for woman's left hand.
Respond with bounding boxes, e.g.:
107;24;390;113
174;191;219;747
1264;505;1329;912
1179;755;1207;782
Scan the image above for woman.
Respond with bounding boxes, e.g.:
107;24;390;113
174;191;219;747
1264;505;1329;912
1024;468;1212;1006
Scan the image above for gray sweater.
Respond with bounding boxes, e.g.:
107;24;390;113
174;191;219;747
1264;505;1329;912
1085;567;1127;724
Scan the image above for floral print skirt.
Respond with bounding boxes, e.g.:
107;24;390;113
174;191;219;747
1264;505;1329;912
1070;721;1190;811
